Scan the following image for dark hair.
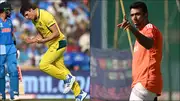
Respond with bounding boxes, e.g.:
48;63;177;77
0;2;12;13
20;3;37;16
130;1;148;14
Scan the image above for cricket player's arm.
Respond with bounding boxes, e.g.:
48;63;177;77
38;24;59;43
129;25;154;49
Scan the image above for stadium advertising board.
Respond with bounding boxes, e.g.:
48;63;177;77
91;48;132;100
6;71;90;99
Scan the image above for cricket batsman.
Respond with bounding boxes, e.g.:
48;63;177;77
0;2;19;101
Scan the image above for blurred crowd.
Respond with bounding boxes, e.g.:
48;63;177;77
8;0;90;71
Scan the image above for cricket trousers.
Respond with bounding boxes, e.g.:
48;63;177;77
0;44;19;100
129;82;157;101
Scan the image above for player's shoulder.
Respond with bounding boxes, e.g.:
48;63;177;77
145;23;162;36
40;9;47;13
40;9;53;16
145;23;159;31
145;23;155;29
7;18;12;22
40;9;54;20
6;18;13;24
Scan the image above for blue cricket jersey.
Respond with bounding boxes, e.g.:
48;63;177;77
0;18;14;45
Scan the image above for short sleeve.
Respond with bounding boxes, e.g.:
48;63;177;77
42;11;56;27
8;19;14;34
144;24;156;41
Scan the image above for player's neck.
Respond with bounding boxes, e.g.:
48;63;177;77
34;8;39;21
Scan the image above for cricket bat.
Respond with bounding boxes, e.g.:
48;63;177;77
17;66;25;95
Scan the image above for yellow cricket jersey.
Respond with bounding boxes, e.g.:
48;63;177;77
32;9;65;47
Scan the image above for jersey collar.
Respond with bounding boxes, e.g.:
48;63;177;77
34;8;40;22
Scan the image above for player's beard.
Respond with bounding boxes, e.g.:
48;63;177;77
133;22;140;29
132;19;140;28
133;17;146;29
134;23;139;28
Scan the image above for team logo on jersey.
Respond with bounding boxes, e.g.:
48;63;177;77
0;23;3;27
39;22;42;26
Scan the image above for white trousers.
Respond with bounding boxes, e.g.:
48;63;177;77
129;82;157;101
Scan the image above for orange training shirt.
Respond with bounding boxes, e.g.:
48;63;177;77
132;23;163;95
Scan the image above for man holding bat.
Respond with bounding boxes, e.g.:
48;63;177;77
0;2;20;101
117;1;163;101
